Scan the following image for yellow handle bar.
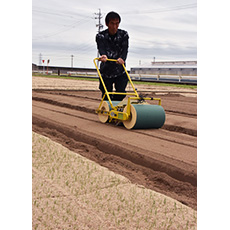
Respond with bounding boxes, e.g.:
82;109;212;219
93;57;138;97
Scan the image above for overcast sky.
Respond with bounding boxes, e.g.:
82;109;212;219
32;0;197;69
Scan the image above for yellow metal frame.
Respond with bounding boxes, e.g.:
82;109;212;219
93;58;162;122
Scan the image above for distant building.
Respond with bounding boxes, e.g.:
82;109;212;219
32;63;38;70
32;63;96;74
131;61;197;76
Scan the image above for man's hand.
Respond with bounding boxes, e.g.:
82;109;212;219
116;58;124;65
99;55;107;62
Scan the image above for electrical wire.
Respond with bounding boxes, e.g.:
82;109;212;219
32;17;93;40
32;6;92;19
121;3;197;15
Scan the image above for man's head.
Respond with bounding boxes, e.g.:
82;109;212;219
105;11;121;35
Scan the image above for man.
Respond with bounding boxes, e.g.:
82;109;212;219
96;11;129;101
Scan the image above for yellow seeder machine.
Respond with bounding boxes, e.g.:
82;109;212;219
93;58;165;129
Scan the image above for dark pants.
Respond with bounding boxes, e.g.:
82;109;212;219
99;73;128;101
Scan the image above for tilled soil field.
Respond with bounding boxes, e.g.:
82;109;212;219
32;76;197;210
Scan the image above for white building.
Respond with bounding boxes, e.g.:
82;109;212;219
131;61;197;76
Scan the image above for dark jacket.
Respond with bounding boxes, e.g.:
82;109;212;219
96;29;129;78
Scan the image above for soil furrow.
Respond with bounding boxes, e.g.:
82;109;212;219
33;102;196;147
32;115;197;209
32;95;197;137
32;87;197;209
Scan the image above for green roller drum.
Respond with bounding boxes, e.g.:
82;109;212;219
123;103;165;129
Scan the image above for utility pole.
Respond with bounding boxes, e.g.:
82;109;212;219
71;55;74;69
95;9;103;59
39;53;42;65
47;59;50;75
95;9;103;33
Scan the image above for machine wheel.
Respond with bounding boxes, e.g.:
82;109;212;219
98;101;109;123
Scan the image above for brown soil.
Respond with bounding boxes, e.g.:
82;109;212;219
32;77;197;210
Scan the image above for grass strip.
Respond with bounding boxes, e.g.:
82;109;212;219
32;74;197;89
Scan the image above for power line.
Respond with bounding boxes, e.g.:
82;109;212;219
32;7;92;20
32;17;92;40
121;3;197;15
